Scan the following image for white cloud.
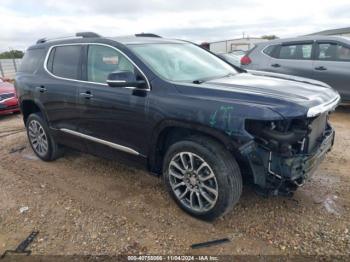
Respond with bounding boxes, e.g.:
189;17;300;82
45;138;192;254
1;0;350;52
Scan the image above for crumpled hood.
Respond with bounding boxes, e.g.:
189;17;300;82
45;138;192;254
198;72;340;118
247;70;332;89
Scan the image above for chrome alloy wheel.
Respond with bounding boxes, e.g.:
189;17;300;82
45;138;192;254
28;120;48;157
168;152;219;212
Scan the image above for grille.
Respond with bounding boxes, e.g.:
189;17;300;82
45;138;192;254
307;113;327;152
0;93;15;101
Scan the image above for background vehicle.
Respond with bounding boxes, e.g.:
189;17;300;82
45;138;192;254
241;36;350;102
231;50;246;57
217;50;246;67
0;78;20;115
15;32;339;220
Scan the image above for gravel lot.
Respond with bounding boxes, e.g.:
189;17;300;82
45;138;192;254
0;109;349;256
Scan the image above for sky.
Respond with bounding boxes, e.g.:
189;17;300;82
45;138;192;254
1;0;350;52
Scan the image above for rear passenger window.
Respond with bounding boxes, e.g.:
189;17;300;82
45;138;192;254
48;45;81;79
19;48;45;73
263;45;277;57
278;44;312;60
317;43;350;61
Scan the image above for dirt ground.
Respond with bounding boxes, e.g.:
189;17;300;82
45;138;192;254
0;108;349;257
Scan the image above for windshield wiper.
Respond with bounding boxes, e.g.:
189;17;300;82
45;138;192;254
192;73;236;84
223;73;236;78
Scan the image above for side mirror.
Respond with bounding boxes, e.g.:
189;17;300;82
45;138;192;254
106;70;147;89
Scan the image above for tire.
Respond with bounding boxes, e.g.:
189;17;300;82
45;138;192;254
163;136;242;220
26;113;63;161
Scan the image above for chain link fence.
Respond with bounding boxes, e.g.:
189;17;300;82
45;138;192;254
0;59;22;79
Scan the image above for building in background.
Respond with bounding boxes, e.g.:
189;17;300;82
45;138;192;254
207;37;268;54
307;27;350;37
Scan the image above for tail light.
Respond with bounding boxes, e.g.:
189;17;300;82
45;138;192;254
241;55;252;65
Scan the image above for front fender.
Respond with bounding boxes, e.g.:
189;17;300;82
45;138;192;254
150;119;241;151
148;119;244;174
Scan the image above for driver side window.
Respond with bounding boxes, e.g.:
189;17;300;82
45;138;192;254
87;45;135;83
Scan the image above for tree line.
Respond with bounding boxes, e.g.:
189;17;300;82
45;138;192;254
0;50;24;59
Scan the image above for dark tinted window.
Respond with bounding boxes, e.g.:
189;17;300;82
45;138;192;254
263;45;277;57
278;43;312;60
18;48;45;73
49;45;81;79
317;43;350;61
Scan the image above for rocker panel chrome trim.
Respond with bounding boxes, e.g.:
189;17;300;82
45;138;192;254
60;128;140;156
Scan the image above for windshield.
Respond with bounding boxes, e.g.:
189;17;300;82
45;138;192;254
129;43;237;82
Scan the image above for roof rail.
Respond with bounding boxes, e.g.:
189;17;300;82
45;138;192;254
36;32;101;44
76;32;101;38
36;38;47;44
135;33;161;38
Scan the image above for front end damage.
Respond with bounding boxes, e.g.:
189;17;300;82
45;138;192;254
240;113;335;196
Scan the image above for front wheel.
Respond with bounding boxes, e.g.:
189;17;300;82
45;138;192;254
163;136;242;220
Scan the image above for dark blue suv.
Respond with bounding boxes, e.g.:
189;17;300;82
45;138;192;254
15;32;340;220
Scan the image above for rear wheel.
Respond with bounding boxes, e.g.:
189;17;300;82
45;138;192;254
163;136;242;220
26;113;63;161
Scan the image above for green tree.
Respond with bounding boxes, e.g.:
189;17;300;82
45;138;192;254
261;35;279;40
0;50;24;59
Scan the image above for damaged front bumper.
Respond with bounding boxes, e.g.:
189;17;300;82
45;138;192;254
241;124;335;195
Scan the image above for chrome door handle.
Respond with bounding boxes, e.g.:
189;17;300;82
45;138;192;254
35;86;47;93
79;92;93;99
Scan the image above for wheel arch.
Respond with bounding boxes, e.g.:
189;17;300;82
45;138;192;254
148;119;242;174
20;99;48;125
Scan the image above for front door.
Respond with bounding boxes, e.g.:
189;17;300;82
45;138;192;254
77;44;150;159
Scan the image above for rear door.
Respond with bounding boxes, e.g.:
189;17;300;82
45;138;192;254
43;44;86;150
44;45;83;130
313;41;350;101
268;41;315;78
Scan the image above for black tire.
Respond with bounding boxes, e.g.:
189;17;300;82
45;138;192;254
163;136;242;220
26;113;63;161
